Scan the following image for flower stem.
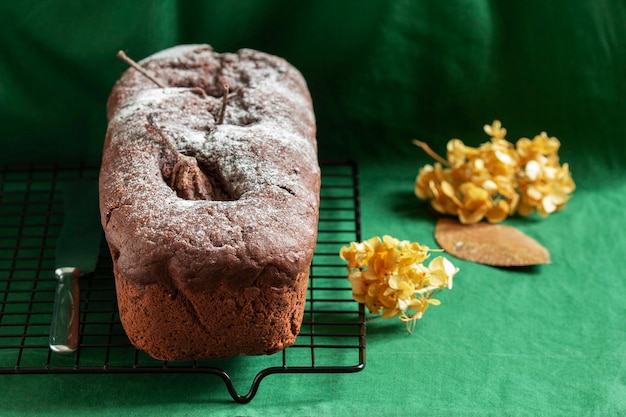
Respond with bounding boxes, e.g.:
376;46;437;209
413;140;450;166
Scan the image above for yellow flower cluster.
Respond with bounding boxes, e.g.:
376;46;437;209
414;121;576;224
339;236;459;332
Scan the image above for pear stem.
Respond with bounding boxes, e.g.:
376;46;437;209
146;114;179;156
117;50;166;88
217;83;230;125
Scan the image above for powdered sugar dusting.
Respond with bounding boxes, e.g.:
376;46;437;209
142;44;212;63
100;44;320;289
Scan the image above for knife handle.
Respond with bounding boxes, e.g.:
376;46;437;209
49;267;81;353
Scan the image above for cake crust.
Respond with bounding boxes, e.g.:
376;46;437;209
99;44;320;360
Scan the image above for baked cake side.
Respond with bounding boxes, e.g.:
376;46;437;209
99;44;320;360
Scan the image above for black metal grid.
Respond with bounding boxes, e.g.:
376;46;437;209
0;161;364;403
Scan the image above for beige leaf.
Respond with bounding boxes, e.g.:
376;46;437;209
434;218;551;266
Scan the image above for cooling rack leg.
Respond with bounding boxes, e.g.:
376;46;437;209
213;370;264;404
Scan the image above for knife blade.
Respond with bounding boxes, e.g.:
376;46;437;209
49;178;101;353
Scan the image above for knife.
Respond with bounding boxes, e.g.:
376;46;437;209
49;178;101;353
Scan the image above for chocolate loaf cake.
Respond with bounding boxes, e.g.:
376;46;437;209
99;44;320;360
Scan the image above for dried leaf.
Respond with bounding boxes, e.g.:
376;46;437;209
434;218;551;266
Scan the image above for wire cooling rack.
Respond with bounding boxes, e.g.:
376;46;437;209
0;161;364;403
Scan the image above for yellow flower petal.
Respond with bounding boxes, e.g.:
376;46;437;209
486;200;509;223
416;121;574;222
340;236;459;332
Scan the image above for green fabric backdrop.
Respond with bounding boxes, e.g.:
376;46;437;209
1;1;625;416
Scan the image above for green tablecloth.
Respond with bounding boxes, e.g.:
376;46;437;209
1;1;625;415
